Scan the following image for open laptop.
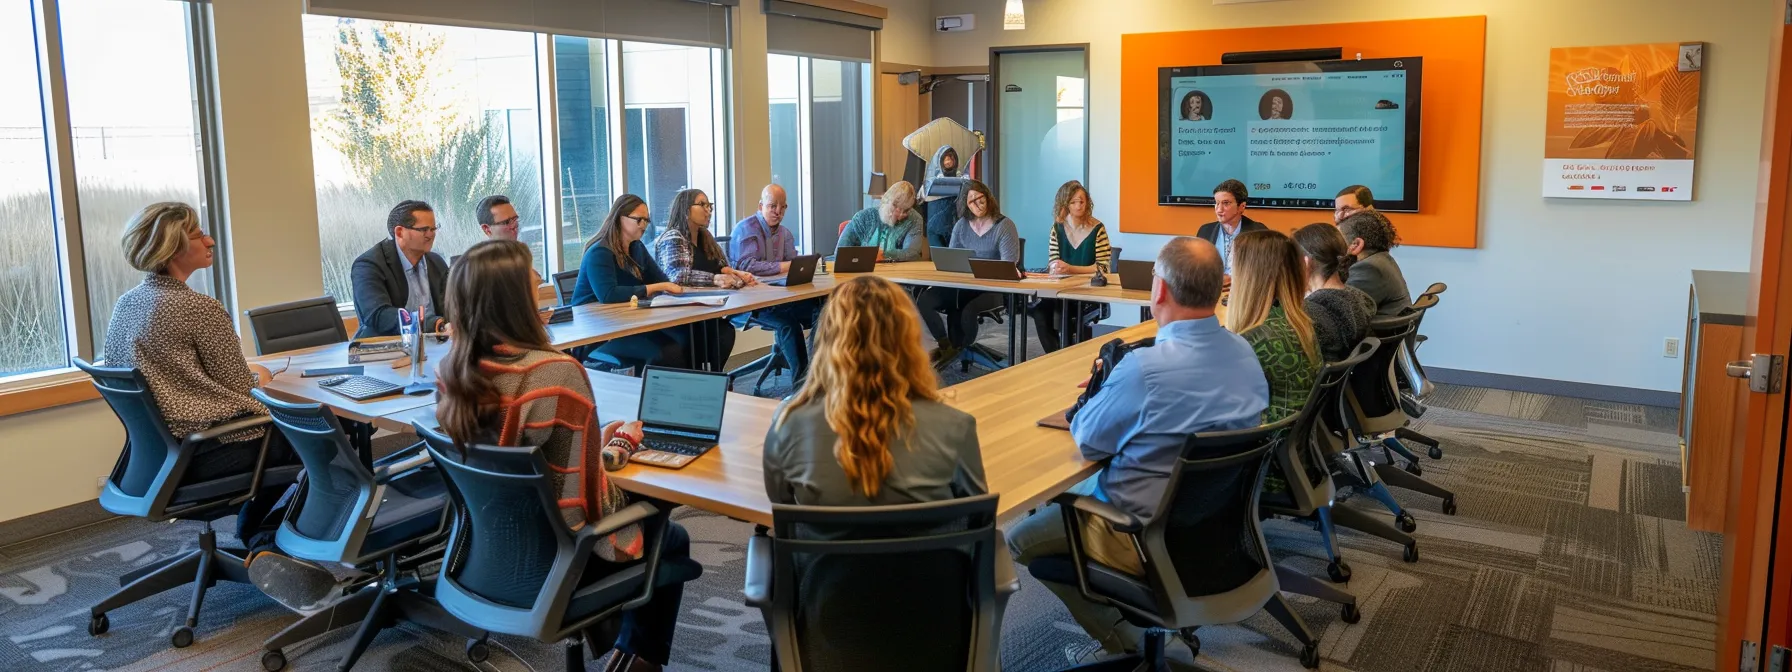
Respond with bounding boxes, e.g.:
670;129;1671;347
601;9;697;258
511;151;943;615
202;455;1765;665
969;258;1025;281
931;246;975;274
1116;259;1155;291
766;254;821;287
631;366;731;469
833;246;879;273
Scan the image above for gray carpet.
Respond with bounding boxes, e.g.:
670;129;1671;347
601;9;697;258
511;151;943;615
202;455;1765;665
0;333;1718;670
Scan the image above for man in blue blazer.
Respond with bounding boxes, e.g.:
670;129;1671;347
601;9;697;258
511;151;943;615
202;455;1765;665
350;200;449;338
1194;179;1267;281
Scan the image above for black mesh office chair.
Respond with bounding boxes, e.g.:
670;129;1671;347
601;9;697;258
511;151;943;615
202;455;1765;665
743;494;1017;671
75;359;302;649
551;270;579;305
1393;292;1444;458
1261;339;1417;582
245;296;348;356
418;424;695;672
1341;313;1458;521
250;390;477;672
1027;417;1328;670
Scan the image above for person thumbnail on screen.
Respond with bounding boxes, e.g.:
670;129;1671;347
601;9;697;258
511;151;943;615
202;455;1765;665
1258;88;1293;120
1180;89;1212;121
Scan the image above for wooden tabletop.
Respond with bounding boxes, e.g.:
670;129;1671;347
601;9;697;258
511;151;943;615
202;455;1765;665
546;276;838;350
254;342;439;424
873;261;1092;297
1056;284;1154;307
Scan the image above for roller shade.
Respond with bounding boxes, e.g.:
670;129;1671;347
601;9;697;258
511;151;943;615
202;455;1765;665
304;0;735;48
764;0;876;62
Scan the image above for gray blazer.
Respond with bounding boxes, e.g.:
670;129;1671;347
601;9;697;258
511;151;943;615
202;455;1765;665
1347;250;1412;316
763;398;988;507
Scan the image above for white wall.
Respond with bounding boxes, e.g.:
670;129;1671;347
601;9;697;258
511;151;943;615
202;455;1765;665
924;0;1777;393
878;0;937;67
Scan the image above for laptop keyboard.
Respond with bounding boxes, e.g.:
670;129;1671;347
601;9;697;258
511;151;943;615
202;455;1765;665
642;436;713;457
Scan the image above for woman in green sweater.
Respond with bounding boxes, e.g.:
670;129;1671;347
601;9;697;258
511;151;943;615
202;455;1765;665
838;180;926;262
1029;180;1113;352
1226;229;1321;423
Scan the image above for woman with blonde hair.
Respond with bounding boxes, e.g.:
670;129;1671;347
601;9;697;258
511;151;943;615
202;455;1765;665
1029;180;1113;352
763;275;986;504
838;180;926;262
1226;229;1321;422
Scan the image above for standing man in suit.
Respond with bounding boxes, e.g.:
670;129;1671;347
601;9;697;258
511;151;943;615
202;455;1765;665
1195;179;1267;281
351;200;448;338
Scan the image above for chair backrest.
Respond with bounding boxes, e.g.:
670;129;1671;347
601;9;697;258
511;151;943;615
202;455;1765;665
77;358;186;513
245;296;347;356
251;388;392;563
551;270;579;306
1271;338;1378;515
1138;416;1294;626
1416;282;1446;301
1343;312;1420;434
766;494;1003;672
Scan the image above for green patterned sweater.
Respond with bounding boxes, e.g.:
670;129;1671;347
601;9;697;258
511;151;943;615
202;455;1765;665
1241;305;1320;423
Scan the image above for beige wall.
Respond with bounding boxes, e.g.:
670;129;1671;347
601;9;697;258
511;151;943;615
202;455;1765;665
878;0;937;67
926;0;1777;393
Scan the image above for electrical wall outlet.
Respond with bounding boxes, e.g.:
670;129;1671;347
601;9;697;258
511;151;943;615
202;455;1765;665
1664;337;1681;358
95;476;107;495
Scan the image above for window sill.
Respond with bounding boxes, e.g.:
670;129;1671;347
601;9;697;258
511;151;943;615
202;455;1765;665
0;370;100;418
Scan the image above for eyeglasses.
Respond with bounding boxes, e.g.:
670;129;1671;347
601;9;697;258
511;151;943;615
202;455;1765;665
623;214;652;226
400;224;439;234
492;216;520;228
693;202;715;210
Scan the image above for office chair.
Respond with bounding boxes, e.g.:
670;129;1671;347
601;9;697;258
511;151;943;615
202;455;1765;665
1341;314;1459;523
1261;338;1417;581
1392;292;1445;459
75;359;302;650
727;315;794;395
418;423;694;671
743;494;1017;671
246;296;348;356
552;270;579;305
955;237;1026;372
1026;416;1328;670
248;390;478;671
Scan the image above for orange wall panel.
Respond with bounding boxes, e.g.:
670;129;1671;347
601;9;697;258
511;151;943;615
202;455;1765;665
1119;16;1487;248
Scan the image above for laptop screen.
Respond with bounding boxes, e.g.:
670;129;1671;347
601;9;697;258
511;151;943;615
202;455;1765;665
638;367;730;433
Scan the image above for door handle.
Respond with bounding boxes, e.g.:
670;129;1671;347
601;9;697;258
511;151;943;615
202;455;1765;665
1728;360;1755;378
1728;354;1785;393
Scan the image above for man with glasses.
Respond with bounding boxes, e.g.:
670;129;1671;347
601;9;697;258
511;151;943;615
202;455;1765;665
350;200;449;338
1333;184;1374;223
730;184;820;381
476;194;542;287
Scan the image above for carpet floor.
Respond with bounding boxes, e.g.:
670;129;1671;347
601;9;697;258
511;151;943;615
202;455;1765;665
0;332;1718;671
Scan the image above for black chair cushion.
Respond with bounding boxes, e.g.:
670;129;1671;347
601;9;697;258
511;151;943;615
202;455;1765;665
1028;554;1161;621
363;469;448;551
794;551;974;672
255;305;345;355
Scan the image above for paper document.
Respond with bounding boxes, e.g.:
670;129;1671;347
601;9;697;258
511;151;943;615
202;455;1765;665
643;294;728;308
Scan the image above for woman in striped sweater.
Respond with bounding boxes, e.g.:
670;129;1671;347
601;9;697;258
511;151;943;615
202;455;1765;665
1029;180;1113;353
437;239;700;672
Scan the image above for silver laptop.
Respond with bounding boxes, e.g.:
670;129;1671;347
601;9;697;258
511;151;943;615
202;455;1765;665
931;246;975;273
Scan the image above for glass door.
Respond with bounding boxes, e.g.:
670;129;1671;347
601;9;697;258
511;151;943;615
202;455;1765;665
993;47;1087;269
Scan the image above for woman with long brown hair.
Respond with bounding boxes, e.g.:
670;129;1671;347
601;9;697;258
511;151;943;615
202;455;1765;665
1029;180;1113;353
1293;223;1375;362
437;239;700;672
569;194;691;369
1226;229;1321;422
763;275;986;505
653;188;749;370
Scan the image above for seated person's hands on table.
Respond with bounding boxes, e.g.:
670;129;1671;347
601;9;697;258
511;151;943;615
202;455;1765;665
647;282;685;296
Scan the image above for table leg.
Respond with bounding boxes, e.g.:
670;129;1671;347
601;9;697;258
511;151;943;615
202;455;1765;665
1058;298;1072;350
1006;294;1018;366
1018;294;1031;363
687;322;701;372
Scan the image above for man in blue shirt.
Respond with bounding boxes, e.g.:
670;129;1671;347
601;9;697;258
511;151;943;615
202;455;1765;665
730;184;819;381
1008;236;1268;660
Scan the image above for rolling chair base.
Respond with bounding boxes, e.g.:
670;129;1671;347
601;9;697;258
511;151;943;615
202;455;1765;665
89;523;249;649
261;556;485;672
953;343;1007;372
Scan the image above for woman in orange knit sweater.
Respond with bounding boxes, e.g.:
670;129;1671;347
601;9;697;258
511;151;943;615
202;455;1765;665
436;239;700;672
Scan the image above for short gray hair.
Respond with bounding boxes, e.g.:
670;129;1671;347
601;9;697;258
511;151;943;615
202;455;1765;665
120;202;200;274
1155;236;1223;309
879;181;916;224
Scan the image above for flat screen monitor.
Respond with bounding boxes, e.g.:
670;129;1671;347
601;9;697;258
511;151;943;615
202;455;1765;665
1158;56;1422;212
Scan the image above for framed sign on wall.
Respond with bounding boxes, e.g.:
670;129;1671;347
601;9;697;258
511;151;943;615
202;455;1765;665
1543;42;1704;201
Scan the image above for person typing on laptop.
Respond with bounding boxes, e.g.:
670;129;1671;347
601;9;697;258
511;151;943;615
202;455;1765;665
729;184;820;381
918;179;1021;365
437;239;702;672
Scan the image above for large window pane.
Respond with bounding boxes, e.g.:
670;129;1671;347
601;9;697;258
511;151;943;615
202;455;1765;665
552;35;612;272
59;0;207;343
767;54;803;249
303;16;545;303
0;2;67;377
621;41;724;230
808;59;869;253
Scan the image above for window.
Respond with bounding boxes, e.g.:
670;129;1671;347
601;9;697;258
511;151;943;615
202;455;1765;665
0;0;219;382
552;35;614;272
302;16;547;302
763;54;871;253
0;2;65;378
621;41;726;230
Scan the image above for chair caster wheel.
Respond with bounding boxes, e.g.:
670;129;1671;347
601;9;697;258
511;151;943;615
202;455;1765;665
1404;543;1420;563
88;613;109;636
1428;445;1444;460
1396;512;1417;533
261;650;287;671
1176;630;1200;660
1404;461;1424;476
172;625;195;648
466;637;491;663
1300;643;1321;669
1327;561;1352;583
1341;602;1361;624
1442;495;1457;516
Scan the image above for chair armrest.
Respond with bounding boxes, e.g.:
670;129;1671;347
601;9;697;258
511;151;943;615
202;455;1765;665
1070;495;1143;535
993;530;1019;598
186;414;273;445
372;440;427;467
372;452;434;483
589;501;659;538
742;533;772;608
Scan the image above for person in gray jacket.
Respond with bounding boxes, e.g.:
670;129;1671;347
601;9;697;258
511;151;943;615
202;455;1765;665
763;275;986;507
1338;209;1411;316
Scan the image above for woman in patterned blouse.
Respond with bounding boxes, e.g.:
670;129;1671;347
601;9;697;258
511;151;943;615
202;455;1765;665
1225;230;1321;423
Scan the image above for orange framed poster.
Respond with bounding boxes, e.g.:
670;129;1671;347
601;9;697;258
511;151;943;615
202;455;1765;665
1543;41;1703;201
